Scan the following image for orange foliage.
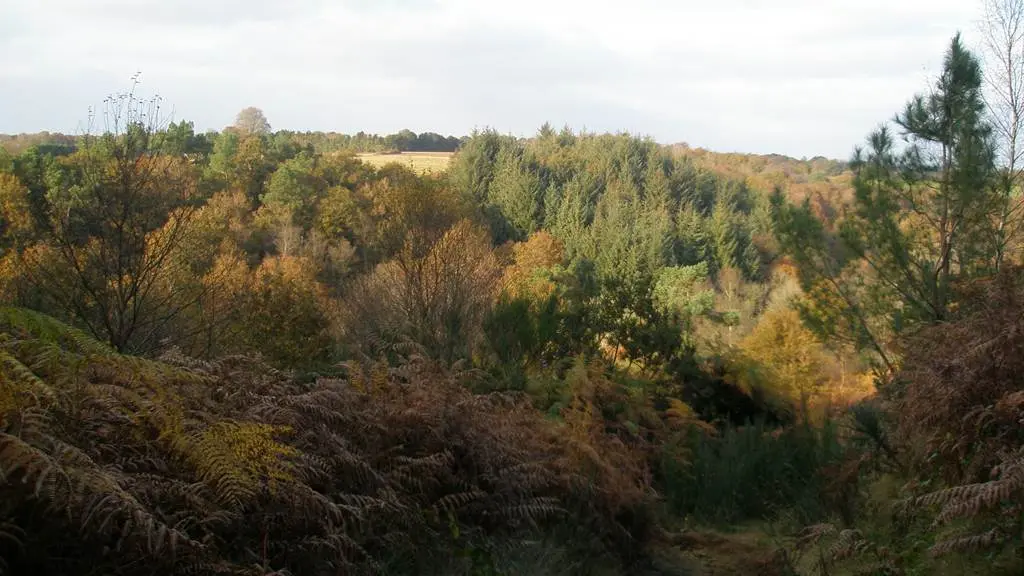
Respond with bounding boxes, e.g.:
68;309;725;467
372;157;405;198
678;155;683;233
501;230;565;300
0;310;658;574
896;267;1024;558
0;173;33;246
898;268;1024;483
672;146;853;212
739;307;826;411
241;254;335;366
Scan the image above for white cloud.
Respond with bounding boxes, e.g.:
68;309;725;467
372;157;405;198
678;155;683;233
0;0;982;158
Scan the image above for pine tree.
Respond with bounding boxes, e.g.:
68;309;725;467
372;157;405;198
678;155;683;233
447;129;507;204
488;143;543;239
842;33;996;323
709;192;739;273
741;236;762;281
675;203;708;266
774;34;998;375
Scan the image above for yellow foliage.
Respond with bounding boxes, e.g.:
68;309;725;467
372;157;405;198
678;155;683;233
255;253;318;287
739;306;828;415
0;347;55;415
181;190;252;266
803;280;849;326
18;243;74;296
0;173;33;245
558;358;652;512
348;360;390;397
240;254;335;366
501;231;565;301
827;371;876;407
203;245;250;300
366;165;468;257
665;398;717;435
0;251;25;303
192;422;298;498
512;230;564;271
773;258;800;281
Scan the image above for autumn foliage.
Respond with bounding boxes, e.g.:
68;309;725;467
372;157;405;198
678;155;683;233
0;307;656;575
896;268;1024;557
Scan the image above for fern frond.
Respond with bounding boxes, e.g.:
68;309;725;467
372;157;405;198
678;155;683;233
931;528;1004;556
0;432;58;488
0;306;113;357
0;349;55;413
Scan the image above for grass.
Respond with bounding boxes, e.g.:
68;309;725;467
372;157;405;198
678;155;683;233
661;418;844;526
356;151;453;174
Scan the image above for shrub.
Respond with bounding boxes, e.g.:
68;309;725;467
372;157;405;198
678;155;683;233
896;267;1024;559
661;419;845;525
0;307;653;575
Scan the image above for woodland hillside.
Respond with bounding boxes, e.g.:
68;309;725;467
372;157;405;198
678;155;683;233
3;2;1024;575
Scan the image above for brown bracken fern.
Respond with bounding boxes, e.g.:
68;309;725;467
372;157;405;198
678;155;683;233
794;523;900;575
896;268;1024;559
0;306;649;575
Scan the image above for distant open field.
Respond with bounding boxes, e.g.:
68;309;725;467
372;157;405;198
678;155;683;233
356;151;453;174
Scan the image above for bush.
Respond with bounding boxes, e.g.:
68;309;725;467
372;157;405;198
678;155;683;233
661;418;845;525
0;307;653;575
895;267;1024;559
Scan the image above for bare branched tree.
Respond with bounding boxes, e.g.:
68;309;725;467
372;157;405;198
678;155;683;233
24;75;203;353
342;220;501;364
982;0;1024;269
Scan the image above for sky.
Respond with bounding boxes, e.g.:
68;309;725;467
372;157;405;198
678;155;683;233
0;0;983;159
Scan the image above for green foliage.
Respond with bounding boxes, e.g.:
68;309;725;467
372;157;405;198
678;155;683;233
261;150;322;227
488;142;544;240
151;120;212;158
709;190;740;272
450;128;765;287
774;34;999;376
654;262;716;329
675;202;710;266
13;86;205;354
755;31;1024;576
593;271;686;374
6;69;968;576
662;420;845;525
239;255;336;368
448;129;511;205
278;128;461;154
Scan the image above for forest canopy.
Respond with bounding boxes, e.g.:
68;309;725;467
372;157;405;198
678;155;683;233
2;5;1024;575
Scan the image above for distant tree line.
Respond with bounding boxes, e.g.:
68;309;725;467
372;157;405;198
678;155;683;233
289;128;464;154
0;120;465;161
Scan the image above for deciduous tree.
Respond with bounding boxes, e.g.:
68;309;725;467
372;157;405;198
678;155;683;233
22;81;201;353
982;0;1024;269
233;106;271;136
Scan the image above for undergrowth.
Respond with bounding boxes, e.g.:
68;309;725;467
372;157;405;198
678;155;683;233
661;418;846;526
0;306;658;575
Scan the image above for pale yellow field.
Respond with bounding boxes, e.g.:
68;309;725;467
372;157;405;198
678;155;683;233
356;151;453;174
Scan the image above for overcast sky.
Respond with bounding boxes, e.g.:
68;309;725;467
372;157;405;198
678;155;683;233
0;0;982;159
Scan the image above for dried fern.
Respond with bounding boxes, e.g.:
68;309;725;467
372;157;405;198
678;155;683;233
794;523;900;575
0;308;649;575
895;269;1024;560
